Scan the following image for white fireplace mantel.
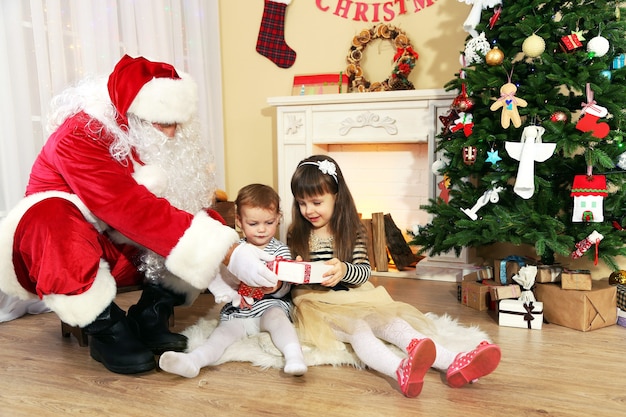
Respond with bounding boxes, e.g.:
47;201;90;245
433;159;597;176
268;89;474;281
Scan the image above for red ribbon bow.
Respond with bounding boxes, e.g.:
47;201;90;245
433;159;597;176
393;46;419;62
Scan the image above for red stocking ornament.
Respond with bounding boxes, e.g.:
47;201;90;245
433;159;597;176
256;0;296;68
571;230;603;265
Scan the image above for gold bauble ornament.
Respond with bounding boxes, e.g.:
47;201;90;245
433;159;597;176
522;34;546;58
485;47;504;66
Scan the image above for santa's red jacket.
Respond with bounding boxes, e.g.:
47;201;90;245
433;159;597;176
0;112;238;326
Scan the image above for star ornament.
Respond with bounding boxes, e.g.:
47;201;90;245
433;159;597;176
486;149;502;164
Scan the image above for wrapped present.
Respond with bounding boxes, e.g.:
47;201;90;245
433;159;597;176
494;256;531;284
560;33;583;52
461;279;499;311
498;300;544;329
616;283;626;310
561;269;592;291
536;264;563;283
489;284;522;301
292;73;349;95
612;54;626;70
617;308;626;328
267;258;332;284
534;280;617;331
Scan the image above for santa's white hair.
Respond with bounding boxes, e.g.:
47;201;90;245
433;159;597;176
46;76;216;288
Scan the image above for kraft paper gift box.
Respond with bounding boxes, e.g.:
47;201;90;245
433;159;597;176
494;256;532;284
534;280;617;331
535;264;563;283
489;284;522;301
461;278;498;311
561;269;592;291
498;299;544;329
267;258;332;284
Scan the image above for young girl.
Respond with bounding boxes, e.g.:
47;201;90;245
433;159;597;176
288;155;501;398
159;184;307;377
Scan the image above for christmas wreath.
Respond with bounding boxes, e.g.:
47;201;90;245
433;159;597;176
346;23;418;93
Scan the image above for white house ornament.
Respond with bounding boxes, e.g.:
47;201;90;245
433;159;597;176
570;174;608;222
490;82;528;128
522;34;546;58
505;126;556;199
575;83;610;139
461;184;505;220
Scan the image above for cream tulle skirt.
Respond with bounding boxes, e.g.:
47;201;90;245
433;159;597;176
292;282;437;350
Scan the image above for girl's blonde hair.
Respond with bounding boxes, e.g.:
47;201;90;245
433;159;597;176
287;155;365;261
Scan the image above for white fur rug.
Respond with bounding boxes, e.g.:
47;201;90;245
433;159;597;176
181;312;491;370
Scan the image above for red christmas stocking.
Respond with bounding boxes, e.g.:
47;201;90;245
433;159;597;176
256;0;296;69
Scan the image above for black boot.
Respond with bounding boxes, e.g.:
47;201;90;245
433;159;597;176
127;284;188;354
83;303;156;374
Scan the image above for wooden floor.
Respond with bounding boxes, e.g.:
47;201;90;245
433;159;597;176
1;275;625;417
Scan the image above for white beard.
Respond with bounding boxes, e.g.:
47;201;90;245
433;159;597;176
128;116;217;288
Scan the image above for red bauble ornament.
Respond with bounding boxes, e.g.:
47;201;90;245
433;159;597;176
550;111;568;122
452;83;474;112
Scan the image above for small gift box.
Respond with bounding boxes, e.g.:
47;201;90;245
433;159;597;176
617;308;626;328
535;280;617;332
292;73;349;95
494;256;531;284
561;269;592;291
612;54;626;70
616;283;626;310
461;278;498;311
267;258;332;284
560;33;583;52
498;299;544;329
489;284;522;301
535;264;562;283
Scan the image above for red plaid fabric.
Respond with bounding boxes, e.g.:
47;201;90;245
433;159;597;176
256;0;296;68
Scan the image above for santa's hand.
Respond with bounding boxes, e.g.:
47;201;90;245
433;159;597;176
227;243;278;288
207;271;240;305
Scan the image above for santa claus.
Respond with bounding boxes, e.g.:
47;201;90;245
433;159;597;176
0;55;278;374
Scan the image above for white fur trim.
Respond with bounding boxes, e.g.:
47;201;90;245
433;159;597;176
270;0;292;4
0;191;107;300
42;260;117;327
132;162;168;197
165;211;239;290
128;72;198;124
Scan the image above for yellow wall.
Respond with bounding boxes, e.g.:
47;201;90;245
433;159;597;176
218;1;618;278
218;0;470;195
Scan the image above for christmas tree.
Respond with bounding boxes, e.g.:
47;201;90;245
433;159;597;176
412;1;626;270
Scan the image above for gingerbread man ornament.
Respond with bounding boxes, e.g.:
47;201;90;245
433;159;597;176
490;82;527;128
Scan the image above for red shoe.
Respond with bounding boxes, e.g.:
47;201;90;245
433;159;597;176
396;338;436;398
446;341;501;388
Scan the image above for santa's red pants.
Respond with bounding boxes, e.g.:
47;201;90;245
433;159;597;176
12;197;142;299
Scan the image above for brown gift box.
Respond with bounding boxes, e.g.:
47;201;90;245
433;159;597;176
561;269;592;290
489;284;522;300
534;280;617;331
535;265;562;283
461;277;498;311
493;257;532;284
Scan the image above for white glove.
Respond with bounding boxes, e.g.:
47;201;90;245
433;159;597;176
227;243;278;288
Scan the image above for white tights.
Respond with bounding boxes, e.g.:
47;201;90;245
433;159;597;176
159;307;306;378
333;317;458;378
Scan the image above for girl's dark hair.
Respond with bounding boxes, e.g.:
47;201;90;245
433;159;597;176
287;155;365;261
